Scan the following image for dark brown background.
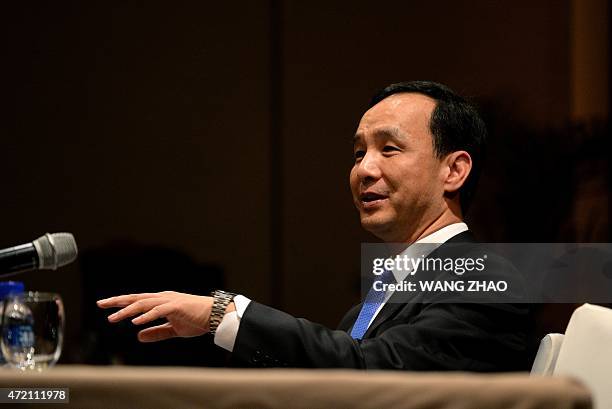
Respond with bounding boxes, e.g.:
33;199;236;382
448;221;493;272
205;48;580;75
3;0;610;364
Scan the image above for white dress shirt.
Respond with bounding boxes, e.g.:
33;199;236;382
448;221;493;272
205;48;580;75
214;222;469;351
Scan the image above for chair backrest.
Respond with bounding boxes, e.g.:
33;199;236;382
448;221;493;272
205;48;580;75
531;333;565;375
553;303;612;409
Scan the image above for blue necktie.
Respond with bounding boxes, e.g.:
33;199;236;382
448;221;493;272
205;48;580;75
350;269;396;340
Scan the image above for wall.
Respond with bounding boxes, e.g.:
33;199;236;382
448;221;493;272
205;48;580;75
3;0;608;362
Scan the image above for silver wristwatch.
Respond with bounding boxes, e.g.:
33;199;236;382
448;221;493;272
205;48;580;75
209;290;237;335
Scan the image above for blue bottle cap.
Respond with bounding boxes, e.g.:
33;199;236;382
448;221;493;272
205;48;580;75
0;281;25;299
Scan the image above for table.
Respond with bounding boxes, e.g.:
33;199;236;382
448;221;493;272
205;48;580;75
0;366;592;409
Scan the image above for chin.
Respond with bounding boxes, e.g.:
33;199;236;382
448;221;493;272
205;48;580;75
360;214;394;239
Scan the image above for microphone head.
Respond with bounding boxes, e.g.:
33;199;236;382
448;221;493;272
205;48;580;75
33;233;78;270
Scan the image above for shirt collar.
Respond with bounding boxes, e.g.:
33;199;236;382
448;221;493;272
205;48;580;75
390;222;469;283
415;222;468;244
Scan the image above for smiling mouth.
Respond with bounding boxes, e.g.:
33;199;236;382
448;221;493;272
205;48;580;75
360;192;389;209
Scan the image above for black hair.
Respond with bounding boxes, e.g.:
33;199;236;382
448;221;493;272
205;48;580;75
370;80;487;213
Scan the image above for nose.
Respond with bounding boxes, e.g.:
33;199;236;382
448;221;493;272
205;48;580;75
355;151;382;182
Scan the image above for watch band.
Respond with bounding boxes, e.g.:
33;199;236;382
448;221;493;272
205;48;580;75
209;290;237;335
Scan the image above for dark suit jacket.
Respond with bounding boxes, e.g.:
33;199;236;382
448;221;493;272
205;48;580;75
231;231;535;371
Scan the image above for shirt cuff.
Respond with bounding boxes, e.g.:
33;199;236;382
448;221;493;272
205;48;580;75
213;295;251;352
233;295;251;318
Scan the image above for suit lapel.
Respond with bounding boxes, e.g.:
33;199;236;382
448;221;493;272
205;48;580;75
362;230;476;338
337;303;362;332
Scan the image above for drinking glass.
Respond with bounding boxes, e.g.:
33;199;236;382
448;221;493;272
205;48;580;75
1;292;64;371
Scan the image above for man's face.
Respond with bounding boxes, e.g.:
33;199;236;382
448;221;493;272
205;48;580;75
350;93;447;242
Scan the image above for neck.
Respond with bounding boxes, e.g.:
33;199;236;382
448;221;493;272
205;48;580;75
410;209;462;243
388;205;463;244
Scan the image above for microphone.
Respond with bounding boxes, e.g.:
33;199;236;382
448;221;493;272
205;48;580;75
0;233;78;276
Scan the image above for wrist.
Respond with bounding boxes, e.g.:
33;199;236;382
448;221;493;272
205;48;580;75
209;290;237;334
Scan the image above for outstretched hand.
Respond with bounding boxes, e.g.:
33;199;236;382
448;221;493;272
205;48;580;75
97;291;220;342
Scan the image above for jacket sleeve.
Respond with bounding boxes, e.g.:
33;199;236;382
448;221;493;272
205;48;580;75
230;300;533;370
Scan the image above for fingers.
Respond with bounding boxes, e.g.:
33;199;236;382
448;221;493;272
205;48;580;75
137;323;177;343
107;298;169;323
96;291;207;341
131;303;173;325
97;293;166;309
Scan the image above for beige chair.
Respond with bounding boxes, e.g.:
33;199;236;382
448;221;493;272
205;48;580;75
531;303;612;409
531;333;565;375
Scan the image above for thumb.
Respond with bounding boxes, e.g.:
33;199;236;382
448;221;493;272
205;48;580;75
137;323;177;342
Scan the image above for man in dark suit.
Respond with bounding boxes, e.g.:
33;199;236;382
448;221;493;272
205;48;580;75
98;81;534;371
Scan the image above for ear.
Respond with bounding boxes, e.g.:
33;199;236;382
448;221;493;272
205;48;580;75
442;151;472;193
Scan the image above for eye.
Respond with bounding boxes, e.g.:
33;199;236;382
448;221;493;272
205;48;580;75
383;145;401;153
354;150;365;161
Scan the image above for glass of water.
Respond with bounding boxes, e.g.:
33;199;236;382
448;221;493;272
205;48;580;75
1;292;64;371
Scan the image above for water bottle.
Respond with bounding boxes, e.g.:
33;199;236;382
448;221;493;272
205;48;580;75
0;281;25;367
